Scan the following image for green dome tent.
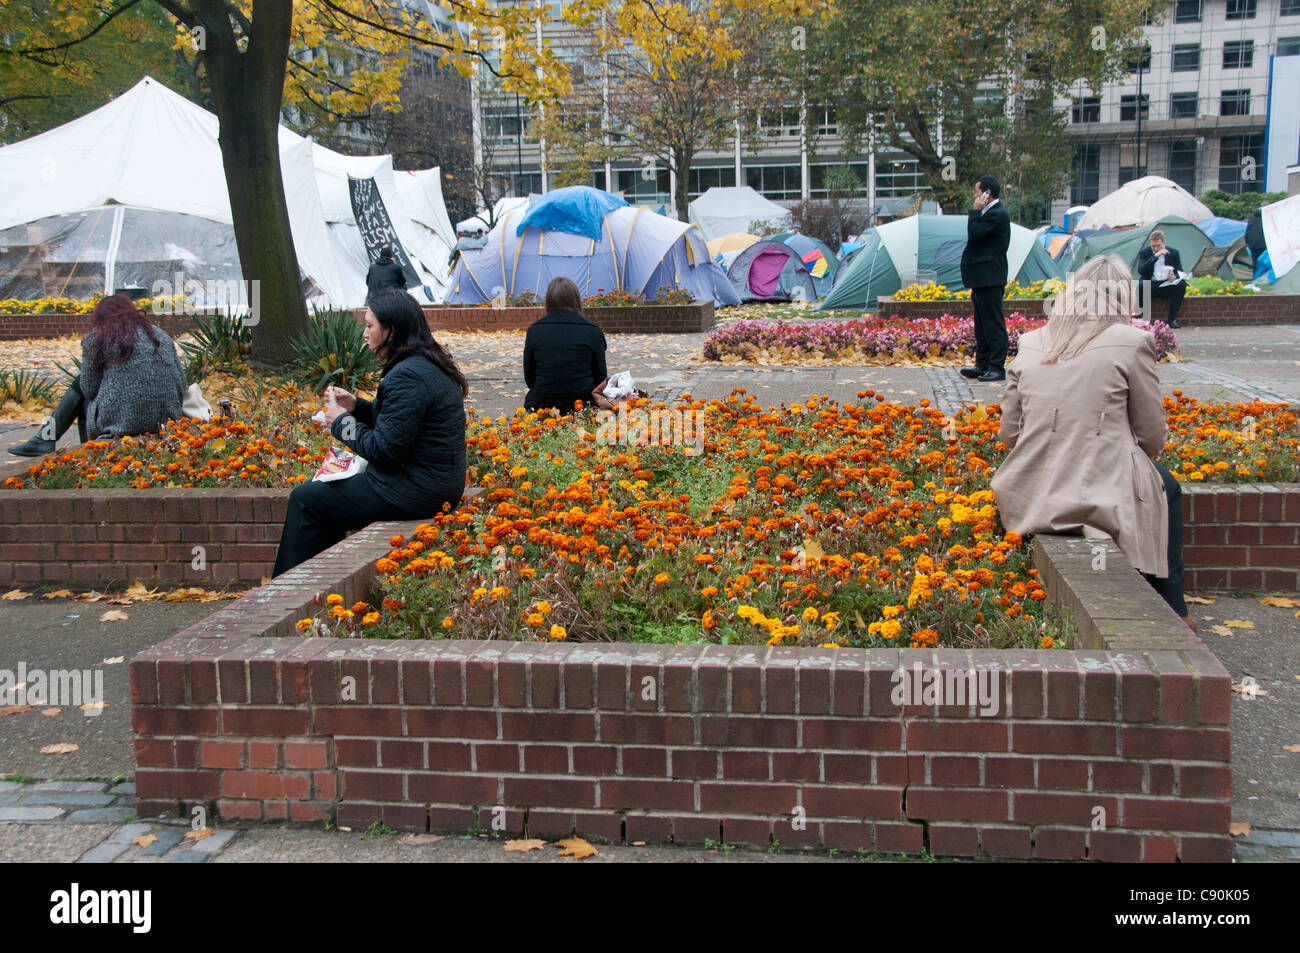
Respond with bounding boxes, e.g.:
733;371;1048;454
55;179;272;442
818;214;1063;311
1265;264;1300;294
1063;216;1233;280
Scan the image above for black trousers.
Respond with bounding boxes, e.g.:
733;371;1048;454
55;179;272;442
1141;462;1187;618
51;379;89;443
1139;280;1186;325
971;285;1008;374
273;473;434;577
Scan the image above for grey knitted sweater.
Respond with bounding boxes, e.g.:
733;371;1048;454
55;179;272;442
80;324;187;439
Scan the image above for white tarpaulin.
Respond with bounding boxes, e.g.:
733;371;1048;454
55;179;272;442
0;76;456;307
1261;192;1300;278
688;186;792;242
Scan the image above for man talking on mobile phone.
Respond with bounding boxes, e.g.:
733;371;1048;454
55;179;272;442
959;175;1012;383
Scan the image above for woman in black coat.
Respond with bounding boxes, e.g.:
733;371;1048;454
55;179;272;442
272;289;468;576
523;276;608;413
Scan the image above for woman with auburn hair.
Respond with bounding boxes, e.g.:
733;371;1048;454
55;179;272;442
8;293;186;457
522;276;607;413
272;288;468;576
992;255;1194;630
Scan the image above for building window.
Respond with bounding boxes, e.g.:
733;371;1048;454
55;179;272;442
1174;0;1202;22
874;156;923;197
1120;94;1150;121
809;163;869;199
1278;36;1300;55
1223;40;1254;69
758;107;801;139
1170;91;1199;118
1284;0;1300;15
1171;44;1201;71
745;164;802;201
1168;140;1198;192
1071;97;1101;123
1226;0;1256;19
1218;134;1264;193
1119;143;1148;185
483;106;527;144
813;105;838;137
616;169;669;203
688;166;736;199
1126;46;1152;73
1071;145;1100;205
1220;89;1251;116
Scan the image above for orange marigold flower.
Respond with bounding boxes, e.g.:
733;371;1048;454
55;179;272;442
1040;636;1055;649
295;618;312;631
382;597;402;611
389;534;405;548
550;624;567;640
351;601;369;615
326;594;344;606
653;572;669;585
361;612;381;626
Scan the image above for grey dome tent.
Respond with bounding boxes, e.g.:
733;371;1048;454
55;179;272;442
1063;216;1234;280
727;239;822;302
818;213;1062;311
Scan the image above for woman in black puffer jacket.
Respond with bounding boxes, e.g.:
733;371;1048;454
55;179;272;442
272;289;467;576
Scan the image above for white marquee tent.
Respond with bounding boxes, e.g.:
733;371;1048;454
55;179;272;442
688;186;793;242
0;76;457;308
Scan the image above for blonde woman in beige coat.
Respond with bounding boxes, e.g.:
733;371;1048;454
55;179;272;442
992;255;1193;630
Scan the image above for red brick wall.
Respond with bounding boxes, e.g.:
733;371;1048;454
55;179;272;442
0;313;200;341
0;489;285;588
391;303;716;335
1182;484;1300;592
873;294;1300;326
129;522;1234;862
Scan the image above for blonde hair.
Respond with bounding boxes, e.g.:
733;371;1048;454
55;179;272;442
1041;255;1134;364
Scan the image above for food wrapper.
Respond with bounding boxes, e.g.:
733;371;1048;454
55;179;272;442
312;446;369;483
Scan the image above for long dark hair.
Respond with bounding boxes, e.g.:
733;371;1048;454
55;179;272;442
367;288;468;396
89;294;162;370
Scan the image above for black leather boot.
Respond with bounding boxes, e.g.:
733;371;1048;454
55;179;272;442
7;384;83;457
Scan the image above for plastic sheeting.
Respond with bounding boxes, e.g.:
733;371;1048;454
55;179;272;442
0;76;457;307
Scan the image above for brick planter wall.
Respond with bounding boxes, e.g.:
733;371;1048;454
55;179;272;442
0;489;286;589
128;516;1244;861
347;302;716;334
866;294;1299;326
0;313;201;341
1181;484;1300;592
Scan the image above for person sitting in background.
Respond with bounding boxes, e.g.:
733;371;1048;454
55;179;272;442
8;293;185;457
272;288;467;576
522;276;607;414
1135;230;1186;329
365;245;407;298
992;255;1194;631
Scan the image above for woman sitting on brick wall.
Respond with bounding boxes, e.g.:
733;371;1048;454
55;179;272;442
272;288;468;576
8;293;186;457
992;255;1194;631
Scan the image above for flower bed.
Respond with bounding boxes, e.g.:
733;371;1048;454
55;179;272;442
891;280;1061;303
287;394;1294;649
702;315;1178;364
7;382;329;490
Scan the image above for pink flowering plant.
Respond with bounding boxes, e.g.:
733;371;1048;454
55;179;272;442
703;314;1177;363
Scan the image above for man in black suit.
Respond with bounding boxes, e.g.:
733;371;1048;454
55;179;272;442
1135;230;1186;329
959;175;1012;382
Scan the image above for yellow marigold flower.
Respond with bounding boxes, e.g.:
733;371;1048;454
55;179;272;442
821;642;840;649
881;605;903;619
527;612;545;626
822;611;840;631
881;619;902;639
326;594;344;606
330;605;353;620
490;586;509;600
295;618;312;631
362;611;381;626
802;607;819;622
550;624;567;640
471;587;487;601
654;572;670;585
533;601;552;615
442;616;455;629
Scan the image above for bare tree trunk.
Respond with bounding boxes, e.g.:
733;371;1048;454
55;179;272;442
673;147;693;223
194;0;308;366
